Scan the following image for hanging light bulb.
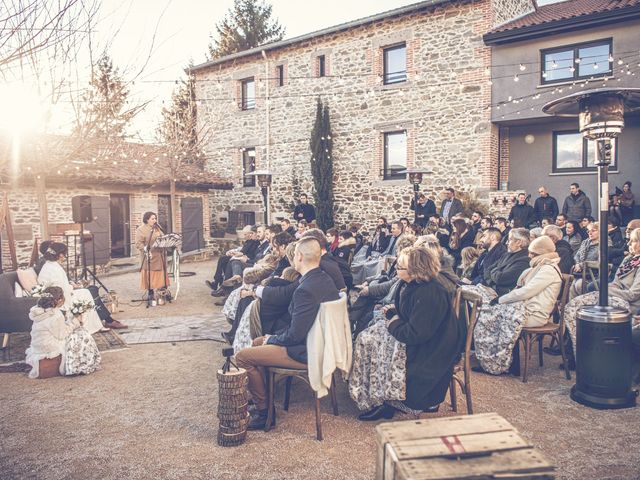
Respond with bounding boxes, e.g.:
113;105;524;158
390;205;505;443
618;58;624;65
593;62;599;70
552;60;558;69
569;66;576;72
542;71;547;78
513;74;519;82
608;54;614;63
575;57;581;64
519;63;526;71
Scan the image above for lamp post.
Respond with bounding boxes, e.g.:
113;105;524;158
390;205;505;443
402;169;432;224
248;170;273;225
543;87;640;409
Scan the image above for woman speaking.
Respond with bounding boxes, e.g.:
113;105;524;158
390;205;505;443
135;211;169;305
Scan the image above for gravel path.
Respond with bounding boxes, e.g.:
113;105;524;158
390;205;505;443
1;259;639;479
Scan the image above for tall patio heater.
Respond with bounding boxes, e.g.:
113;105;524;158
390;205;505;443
543;88;640;409
247;170;273;225
402;169;432;224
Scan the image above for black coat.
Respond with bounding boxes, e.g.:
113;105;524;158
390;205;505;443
320;253;347;291
267;268;339;363
471;242;507;285
261;277;295;335
410;198;436;227
509;203;536;228
293;203;316;223
487;249;530;295
388;280;463;410
555;239;575;274
534;195;559;222
241;239;260;259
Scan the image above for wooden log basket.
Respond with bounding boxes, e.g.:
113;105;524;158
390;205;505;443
216;367;249;447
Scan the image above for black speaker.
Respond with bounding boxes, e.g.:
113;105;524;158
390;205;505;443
72;195;92;223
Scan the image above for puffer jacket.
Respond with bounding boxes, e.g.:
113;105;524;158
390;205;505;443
499;257;562;327
562;191;592;222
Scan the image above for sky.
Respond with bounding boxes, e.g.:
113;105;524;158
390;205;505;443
95;0;420;142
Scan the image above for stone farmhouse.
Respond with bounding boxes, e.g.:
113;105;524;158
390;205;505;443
191;0;537;229
485;0;640;207
0;136;230;270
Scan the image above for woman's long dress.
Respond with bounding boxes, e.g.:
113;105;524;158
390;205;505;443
37;261;104;334
135;223;169;290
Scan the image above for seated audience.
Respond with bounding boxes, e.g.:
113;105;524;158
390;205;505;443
280;219;297;237
349;246;463;420
495;217;510;246
295;220;308;239
471;228;507;286
326;228;340;254
365;217;390;257
448;218;474;267
608;219;625;250
529;227;543;240
236;237;340;430
26;286;101;378
563;220;583;254
573;222;611;276
473;236;562;375
208;225;259;291
542;224;574;274
352;221;402;285
474;216;493;246
485;228;531;295
564;228;640;363
459;246;480;281
333;230;356;290
555;213;568;234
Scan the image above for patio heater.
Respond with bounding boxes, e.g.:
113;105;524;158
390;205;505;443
248;170;273;225
402;169;432;224
543;88;640;409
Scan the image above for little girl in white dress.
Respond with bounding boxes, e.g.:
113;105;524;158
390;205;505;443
26;286;101;378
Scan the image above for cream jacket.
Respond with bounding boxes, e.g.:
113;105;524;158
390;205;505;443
499;259;562;327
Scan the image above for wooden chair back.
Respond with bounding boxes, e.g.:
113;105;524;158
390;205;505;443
581;260;612;293
555;274;573;335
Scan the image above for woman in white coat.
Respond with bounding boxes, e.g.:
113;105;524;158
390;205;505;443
473;236;562;374
37;242;106;334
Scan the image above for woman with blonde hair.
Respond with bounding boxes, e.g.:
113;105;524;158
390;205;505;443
460;246;480;281
349;246;463;420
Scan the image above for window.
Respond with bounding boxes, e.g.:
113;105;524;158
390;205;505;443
242;148;256;186
383;131;407;180
241;77;255;110
553;131;617;172
276;65;284;86
541;39;612;84
317;55;326;77
383;44;407;85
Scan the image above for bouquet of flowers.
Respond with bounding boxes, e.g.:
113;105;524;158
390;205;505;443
30;283;50;297
70;299;95;317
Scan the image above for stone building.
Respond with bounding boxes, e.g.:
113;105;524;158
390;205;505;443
191;0;535;230
484;0;640;212
0;137;230;270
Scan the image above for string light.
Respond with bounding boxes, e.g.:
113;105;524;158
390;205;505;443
519;63;526;71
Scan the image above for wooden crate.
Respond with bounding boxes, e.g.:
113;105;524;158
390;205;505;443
375;413;555;480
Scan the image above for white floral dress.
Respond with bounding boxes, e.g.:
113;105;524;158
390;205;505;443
65;318;101;376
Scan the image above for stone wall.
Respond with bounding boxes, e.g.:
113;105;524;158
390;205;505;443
195;0;524;231
1;184;212;270
491;0;534;28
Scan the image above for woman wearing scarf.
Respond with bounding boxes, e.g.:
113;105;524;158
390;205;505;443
473;236;562;374
564;228;640;356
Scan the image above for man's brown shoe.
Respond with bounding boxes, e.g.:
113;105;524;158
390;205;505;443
221;275;242;288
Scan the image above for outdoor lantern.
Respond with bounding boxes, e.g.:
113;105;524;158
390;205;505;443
543;88;640;409
247;170;273;224
401;168;432;224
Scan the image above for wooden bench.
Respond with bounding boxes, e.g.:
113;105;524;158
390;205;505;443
375;413;555;480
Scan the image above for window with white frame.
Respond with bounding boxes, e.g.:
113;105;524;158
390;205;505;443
383;131;407;179
241;77;255;110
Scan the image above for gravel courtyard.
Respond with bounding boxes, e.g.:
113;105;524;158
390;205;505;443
1;259;639;479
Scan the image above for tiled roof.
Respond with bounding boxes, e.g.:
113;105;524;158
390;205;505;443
490;0;640;35
0;135;231;190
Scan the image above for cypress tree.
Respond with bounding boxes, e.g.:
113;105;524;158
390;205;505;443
310;98;334;230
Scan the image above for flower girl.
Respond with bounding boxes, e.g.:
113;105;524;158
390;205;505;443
26;286;101;378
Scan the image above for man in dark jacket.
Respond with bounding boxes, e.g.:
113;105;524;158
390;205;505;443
487;227;531;295
208;225;259;291
508;193;536;228
236;237;339;430
542;225;574;274
293;193;316;223
534;186;559;224
495;217;510;246
562;183;592;222
280;218;297;237
410;193;436;227
471;228;506;285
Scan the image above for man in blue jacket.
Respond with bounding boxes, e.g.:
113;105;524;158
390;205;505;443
236;236;340;430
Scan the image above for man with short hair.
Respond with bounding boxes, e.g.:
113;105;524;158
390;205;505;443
207;225;258;291
439;188;464;224
534;186;559;224
293;193;316;223
495;217;510;246
471;228;507;285
509;193;536;228
280;218;296;237
486;228;531;295
236;237;340;430
562;183;592;222
555;213;568;236
542;224;574;274
410;193;436;228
